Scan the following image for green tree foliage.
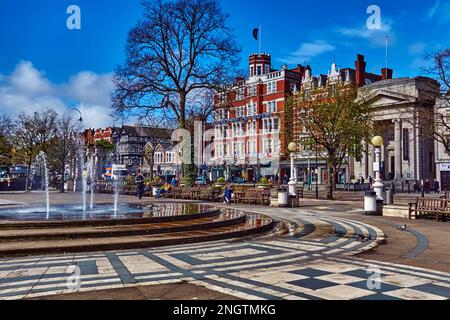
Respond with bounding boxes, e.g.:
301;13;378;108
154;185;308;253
288;85;373;200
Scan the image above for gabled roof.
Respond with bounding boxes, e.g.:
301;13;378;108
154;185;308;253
120;126;173;139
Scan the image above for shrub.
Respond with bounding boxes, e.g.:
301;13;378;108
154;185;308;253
125;176;136;186
259;177;269;185
217;177;226;184
152;176;162;186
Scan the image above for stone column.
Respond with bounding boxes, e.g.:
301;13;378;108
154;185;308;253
394;119;403;179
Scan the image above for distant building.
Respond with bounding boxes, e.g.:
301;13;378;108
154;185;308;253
82;125;182;179
212;53;304;182
290;54;441;185
291;54;390;184
354;76;440;184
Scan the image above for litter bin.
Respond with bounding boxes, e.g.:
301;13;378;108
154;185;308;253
385;189;394;205
364;191;377;215
288;195;299;208
278;190;288;207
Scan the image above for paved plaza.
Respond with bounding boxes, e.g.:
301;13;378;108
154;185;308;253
0;192;449;300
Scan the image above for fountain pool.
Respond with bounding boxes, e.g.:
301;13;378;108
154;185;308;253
0;203;214;222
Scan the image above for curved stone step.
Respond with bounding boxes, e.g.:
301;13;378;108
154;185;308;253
0;213;246;242
0;215;274;257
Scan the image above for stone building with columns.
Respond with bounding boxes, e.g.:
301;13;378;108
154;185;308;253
354;76;440;184
435;97;450;191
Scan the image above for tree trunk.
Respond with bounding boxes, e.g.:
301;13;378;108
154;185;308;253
149;163;154;181
60;157;66;193
25;154;32;193
326;160;334;200
178;93;196;186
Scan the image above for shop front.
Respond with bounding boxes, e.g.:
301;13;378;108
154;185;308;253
439;163;450;192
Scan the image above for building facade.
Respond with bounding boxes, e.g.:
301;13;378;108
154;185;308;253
435;97;450;191
291;54;388;184
290;54;441;185
212;53;304;182
354;77;440;184
83;126;182;179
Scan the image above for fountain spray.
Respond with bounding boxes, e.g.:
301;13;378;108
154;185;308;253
36;152;50;219
89;157;95;210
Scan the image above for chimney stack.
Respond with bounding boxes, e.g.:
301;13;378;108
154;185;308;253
381;68;393;80
355;54;366;87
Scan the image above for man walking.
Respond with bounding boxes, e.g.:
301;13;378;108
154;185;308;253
135;171;145;200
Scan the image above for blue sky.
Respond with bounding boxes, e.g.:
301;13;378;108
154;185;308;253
0;0;449;127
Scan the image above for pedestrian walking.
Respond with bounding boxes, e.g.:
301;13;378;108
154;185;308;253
135;171;145;200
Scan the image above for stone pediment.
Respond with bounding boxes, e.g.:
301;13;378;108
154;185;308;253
359;89;417;108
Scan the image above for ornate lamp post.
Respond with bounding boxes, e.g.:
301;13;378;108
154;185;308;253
288;142;298;196
372;136;384;201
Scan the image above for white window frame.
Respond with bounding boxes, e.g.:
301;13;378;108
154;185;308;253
267;81;277;94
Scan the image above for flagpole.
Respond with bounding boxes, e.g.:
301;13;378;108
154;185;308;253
385;35;389;70
259;24;262;55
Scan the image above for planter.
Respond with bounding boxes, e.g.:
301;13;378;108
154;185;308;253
152;187;160;197
257;185;271;190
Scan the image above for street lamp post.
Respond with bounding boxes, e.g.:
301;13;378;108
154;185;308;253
372;136;384;201
288;142;298;196
315;143;319;200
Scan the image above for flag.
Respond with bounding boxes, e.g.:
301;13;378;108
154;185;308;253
253;28;259;41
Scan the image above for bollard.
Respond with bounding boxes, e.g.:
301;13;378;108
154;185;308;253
364;191;377;215
385;189;394;205
278;190;288;207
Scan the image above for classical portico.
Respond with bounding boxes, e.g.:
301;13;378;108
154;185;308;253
354;77;440;183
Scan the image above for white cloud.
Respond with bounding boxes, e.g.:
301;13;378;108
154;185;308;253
0;61;114;128
408;42;427;55
279;40;336;65
64;71;114;106
426;0;450;24
335;18;394;47
9;61;52;95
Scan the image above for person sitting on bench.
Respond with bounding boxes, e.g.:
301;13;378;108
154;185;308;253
156;183;172;198
223;185;233;205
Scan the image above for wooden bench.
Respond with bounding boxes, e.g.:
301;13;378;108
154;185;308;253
180;187;193;200
409;198;449;222
197;188;215;201
233;187;245;204
240;189;269;206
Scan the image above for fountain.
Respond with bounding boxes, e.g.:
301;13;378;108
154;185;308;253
88;157;95;210
81;161;87;213
113;180;120;218
34;152;50;219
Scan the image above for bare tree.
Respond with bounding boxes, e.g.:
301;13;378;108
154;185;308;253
0;115;13;165
425;48;450;95
56;114;79;193
0;115;12;137
113;0;241;185
14;109;59;191
33;109;58;153
422;48;450;153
